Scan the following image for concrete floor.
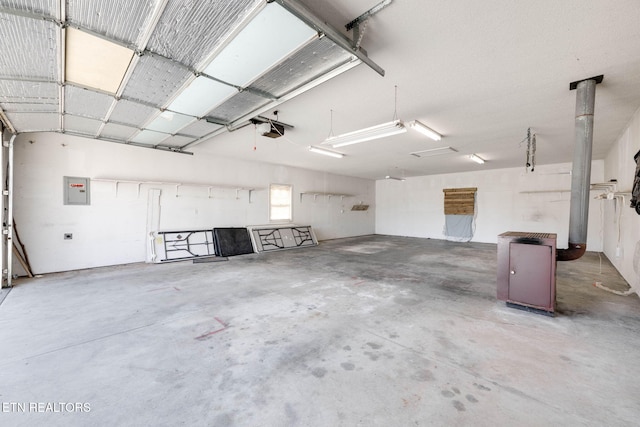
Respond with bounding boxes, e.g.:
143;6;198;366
1;235;639;426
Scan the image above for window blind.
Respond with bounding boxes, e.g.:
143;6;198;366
443;187;477;215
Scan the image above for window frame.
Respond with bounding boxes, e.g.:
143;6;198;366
269;183;293;222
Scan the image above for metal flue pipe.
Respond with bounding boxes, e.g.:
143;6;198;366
557;76;602;261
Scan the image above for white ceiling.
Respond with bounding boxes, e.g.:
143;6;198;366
2;0;640;180
193;0;640;179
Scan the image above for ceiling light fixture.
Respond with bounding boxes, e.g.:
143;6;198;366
324;120;407;148
410;146;458;157
323;85;407;148
385;175;405;181
469;154;485;164
408;120;442;141
308;146;345;158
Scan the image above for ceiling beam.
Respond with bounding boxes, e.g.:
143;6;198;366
345;0;393;31
0;6;60;25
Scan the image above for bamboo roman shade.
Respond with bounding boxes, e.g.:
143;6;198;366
443;187;477;215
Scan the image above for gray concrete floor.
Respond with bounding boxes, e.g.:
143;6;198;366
1;235;639;426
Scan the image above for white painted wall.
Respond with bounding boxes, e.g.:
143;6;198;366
602;106;640;292
375;161;604;251
13;132;375;274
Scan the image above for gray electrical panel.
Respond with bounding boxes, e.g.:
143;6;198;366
63;176;90;205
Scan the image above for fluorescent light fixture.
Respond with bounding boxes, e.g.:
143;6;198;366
204;3;317;87
385;175;405;181
325;120;406;148
65;27;134;94
409;120;441;141
168;76;237;117
308;146;344;158
469;154;485;164
410;146;458;157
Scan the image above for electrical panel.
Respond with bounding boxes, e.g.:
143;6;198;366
63;176;90;205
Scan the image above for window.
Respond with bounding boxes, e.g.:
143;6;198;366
269;184;292;222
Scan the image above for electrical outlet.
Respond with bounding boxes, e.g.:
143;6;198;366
64;233;73;240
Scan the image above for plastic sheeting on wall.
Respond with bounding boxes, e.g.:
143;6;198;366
444;214;474;242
